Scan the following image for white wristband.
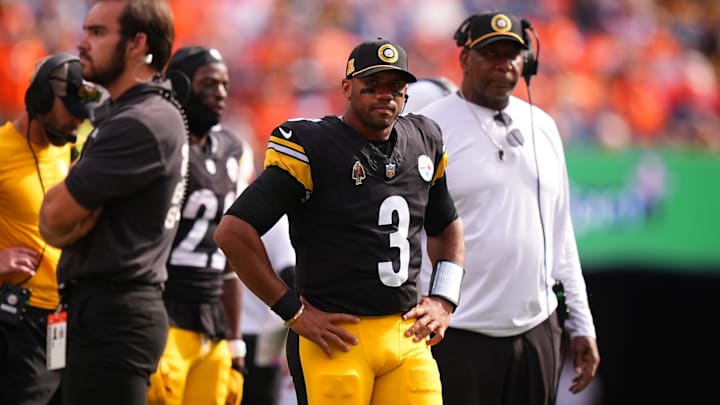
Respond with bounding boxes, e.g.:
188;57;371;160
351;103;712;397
428;260;465;309
228;339;247;358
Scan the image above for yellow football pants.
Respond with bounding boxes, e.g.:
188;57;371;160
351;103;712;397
147;326;243;405
297;315;442;404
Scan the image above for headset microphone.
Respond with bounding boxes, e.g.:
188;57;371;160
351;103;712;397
41;121;77;146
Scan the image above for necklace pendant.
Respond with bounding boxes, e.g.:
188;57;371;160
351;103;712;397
498;149;504;161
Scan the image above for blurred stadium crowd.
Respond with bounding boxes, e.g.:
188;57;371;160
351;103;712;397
1;0;718;166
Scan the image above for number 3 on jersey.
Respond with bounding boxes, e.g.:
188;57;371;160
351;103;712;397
378;195;410;287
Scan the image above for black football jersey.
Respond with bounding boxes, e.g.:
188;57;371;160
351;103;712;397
265;114;447;315
165;126;245;302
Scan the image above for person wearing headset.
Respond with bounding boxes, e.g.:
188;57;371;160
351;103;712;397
0;53;97;405
39;1;188;404
416;11;600;405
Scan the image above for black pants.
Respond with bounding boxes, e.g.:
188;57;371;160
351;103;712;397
0;305;62;405
432;311;565;405
61;282;168;405
241;334;282;405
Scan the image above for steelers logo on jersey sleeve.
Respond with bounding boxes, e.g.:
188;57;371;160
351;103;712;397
417;155;434;182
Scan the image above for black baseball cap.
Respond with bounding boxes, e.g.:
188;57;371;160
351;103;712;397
345;38;417;83
461;11;529;50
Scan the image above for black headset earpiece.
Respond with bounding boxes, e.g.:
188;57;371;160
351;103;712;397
165;70;192;105
25;53;79;118
453;15;477;48
520;18;540;85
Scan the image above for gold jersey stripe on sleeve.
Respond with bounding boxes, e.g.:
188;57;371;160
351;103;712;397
268;135;306;156
265;136;313;192
432;148;449;184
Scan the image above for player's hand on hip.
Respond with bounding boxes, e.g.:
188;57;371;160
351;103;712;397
291;297;360;359
402;296;452;346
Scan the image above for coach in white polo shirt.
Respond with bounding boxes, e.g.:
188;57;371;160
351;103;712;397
417;10;600;405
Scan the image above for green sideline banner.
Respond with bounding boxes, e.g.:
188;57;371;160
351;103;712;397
566;146;720;272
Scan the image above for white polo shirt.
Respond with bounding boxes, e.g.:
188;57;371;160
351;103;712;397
418;93;596;338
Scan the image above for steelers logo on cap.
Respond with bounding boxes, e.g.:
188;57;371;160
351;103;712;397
491;14;513;32
346;58;356;76
377;44;399;63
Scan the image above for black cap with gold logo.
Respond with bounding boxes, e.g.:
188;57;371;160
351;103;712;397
456;11;529;50
345;38;417;83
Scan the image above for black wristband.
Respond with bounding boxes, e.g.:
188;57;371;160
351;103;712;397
270;290;302;321
231;362;248;375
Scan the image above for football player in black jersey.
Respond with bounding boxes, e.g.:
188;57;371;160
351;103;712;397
147;46;247;405
215;38;465;405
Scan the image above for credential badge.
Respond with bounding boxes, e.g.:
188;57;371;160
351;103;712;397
417;155;434;182
352;160;366;186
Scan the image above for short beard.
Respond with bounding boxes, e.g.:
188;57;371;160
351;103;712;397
360;107;397;131
85;38;128;87
364;116;394;131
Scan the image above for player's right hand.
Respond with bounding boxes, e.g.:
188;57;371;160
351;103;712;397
0;247;39;276
290;297;360;358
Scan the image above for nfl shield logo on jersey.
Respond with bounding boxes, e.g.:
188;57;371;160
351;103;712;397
385;163;396;179
417;155;434;182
